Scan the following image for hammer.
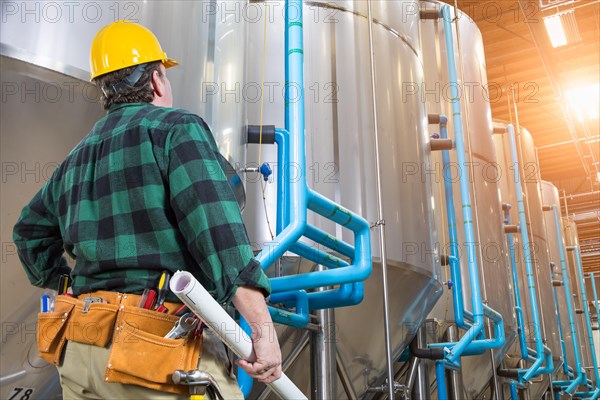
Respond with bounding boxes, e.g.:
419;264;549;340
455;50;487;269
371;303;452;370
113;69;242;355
172;369;223;400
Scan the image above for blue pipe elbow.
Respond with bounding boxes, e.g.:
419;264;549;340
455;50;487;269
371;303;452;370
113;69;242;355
269;290;309;327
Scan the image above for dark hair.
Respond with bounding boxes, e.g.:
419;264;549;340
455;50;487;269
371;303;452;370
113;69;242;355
92;61;163;110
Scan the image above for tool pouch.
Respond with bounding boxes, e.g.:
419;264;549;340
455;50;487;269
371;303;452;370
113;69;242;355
37;295;119;365
64;296;119;347
105;305;203;394
37;297;75;365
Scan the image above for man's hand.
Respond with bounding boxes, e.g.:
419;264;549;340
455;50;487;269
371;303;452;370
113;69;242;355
232;286;282;384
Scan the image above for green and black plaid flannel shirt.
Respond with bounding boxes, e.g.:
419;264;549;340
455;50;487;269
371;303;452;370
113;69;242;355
13;103;270;304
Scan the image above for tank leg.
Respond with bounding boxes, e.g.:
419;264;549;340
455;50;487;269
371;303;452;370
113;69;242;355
336;351;358;400
446;326;464;400
411;327;431;400
310;266;337;400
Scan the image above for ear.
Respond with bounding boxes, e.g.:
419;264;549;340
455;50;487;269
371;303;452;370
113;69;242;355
151;70;165;99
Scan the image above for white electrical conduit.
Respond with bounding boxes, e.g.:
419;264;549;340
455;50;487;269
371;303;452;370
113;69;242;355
170;271;307;400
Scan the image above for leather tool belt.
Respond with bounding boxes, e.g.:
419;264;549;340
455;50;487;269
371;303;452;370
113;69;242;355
37;291;202;394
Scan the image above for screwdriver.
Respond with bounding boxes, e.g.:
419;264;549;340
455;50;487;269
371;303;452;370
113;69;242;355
154;271;171;311
58;274;70;295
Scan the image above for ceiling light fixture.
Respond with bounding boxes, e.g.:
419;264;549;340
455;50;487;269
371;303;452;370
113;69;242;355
543;10;581;48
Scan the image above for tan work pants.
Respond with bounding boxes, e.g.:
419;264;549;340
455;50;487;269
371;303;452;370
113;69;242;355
57;331;244;399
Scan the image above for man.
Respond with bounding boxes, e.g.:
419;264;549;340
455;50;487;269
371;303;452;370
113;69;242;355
13;20;281;398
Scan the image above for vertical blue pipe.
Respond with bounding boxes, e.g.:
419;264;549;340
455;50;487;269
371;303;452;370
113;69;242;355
551;268;569;375
436;361;448;400
439;117;469;329
509;381;519;400
552;205;584;393
425;6;505;364
505;124;547;381
573;248;600;392
590;272;599;340
505;207;531;362
238;318;253;397
285;0;307;213
274;129;289;234
254;0;307;271
551;267;569;376
239;0;308;393
590;274;600;400
438;5;487;362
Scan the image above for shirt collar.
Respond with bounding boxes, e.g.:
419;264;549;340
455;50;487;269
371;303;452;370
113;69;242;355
107;102;150;113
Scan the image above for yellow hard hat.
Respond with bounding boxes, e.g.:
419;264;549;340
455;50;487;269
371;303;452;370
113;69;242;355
89;20;178;80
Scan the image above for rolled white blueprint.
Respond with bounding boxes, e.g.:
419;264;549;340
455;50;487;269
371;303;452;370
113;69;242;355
170;271;307;400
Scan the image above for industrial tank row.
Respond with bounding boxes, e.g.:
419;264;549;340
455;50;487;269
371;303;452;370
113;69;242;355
244;0;599;398
1;0;599;399
244;1;442;396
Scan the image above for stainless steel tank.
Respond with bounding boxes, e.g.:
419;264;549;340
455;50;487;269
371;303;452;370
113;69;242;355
0;56;104;400
493;124;562;398
419;2;517;397
243;1;443;397
1;1;249;398
541;181;574;379
563;218;595;381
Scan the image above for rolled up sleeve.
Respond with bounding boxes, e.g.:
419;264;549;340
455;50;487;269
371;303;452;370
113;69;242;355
13;180;71;289
166;114;270;304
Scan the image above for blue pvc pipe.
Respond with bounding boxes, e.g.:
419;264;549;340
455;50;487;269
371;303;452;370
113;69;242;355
436;361;448;400
274;129;288;234
441;1;484;332
290;242;349;269
272;128;367;313
303;224;355;259
430;5;505;365
575;389;600;400
269;290;309;328
504;206;532;362
241;0;371;393
439;116;471;330
551;274;569;375
504;124;550;382
590;271;599;333
429;304;505;357
307;282;363;310
255;1;308;271
591;272;600;398
572;249;600;393
551;268;571;380
510;381;519;400
267;190;371;294
551;205;584;394
256;1;372;312
238;318;253;397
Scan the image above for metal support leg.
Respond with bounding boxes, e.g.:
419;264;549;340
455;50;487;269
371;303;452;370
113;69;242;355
405;356;420;395
336;352;358;400
311;266;337;400
411;327;431;400
446;326;463;400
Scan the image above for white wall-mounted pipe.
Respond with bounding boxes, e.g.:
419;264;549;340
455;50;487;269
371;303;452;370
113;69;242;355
170;271;307;400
